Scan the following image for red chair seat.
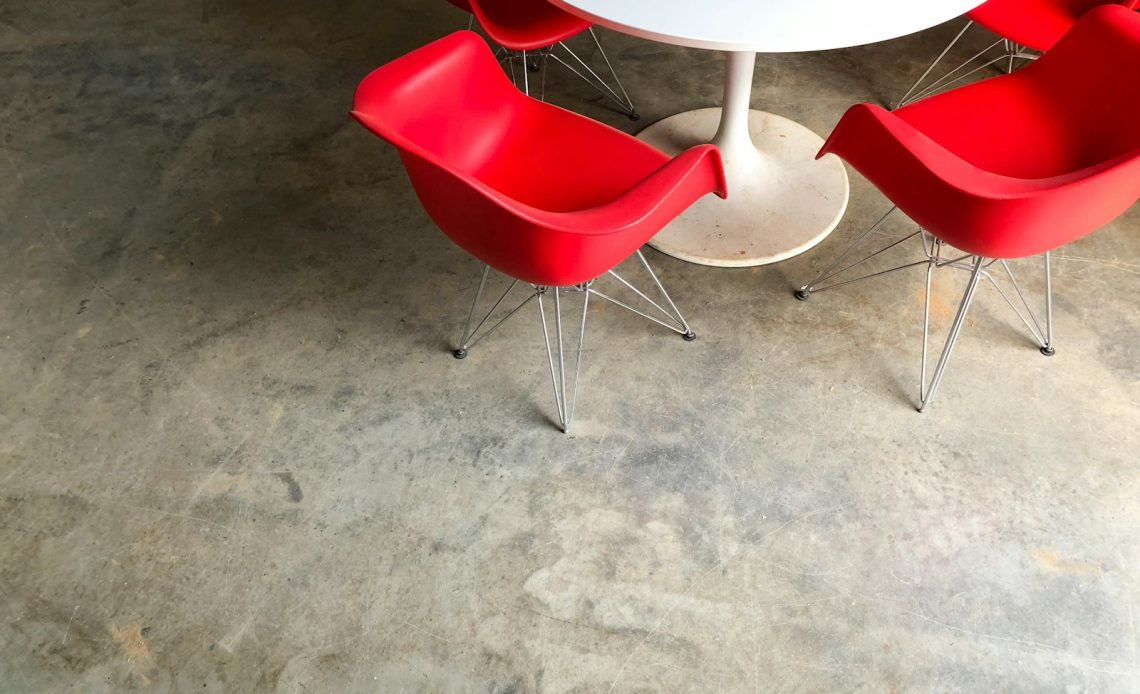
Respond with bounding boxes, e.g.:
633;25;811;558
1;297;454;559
471;106;669;212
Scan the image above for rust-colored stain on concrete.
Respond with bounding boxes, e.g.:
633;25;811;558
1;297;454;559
1032;549;1104;577
915;281;953;322
109;623;154;684
919;271;994;328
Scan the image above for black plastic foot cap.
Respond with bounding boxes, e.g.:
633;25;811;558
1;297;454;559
682;331;697;342
453;349;468;359
628;112;640;121
794;289;811;301
1040;345;1056;357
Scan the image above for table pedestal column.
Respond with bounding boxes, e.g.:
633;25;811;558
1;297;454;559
640;51;850;267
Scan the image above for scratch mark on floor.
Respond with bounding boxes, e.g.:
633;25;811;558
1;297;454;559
1056;254;1140;276
62;605;79;645
400;619;453;644
902;608;1139;676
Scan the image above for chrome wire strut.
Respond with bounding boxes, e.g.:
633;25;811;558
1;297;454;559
896;21;1038;108
796;208;1055;410
498;29;638;119
453;249;693;432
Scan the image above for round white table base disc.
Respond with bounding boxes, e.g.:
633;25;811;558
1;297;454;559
640;108;849;268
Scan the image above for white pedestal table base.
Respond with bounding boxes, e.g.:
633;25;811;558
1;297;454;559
640;108;849;267
638;51;849;268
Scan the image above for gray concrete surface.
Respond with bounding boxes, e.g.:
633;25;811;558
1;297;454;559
2;1;1138;691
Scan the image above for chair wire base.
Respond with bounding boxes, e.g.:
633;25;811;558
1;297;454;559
895;21;1038;108
498;28;638;119
452;264;539;360
796;207;1055;410
453;249;692;432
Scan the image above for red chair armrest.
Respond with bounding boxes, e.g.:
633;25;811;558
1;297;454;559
544;145;727;235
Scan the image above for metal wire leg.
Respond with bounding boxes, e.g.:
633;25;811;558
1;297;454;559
500;49;543;96
588;27;637;120
999;40;1035;74
454;265;539;359
634;249;694;339
920;239;943;395
895;21;1038;108
506;48;518;88
794;206;945;299
919;255;986;412
968;254;1056;356
1041;251;1055;356
531;251;691;431
455;265;490;358
896;20;973;108
897;38;1006;107
549;34;638;119
538;286;589;433
539;49;549;102
588;249;696;338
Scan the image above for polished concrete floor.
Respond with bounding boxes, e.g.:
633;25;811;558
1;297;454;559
2;1;1138;691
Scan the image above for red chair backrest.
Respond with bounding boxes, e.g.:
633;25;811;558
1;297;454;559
898;4;1140;179
352;34;558;283
352;32;672;286
1028;4;1140;164
353;33;517;175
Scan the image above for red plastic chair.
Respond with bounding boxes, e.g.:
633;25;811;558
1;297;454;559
897;0;1140;106
352;31;725;431
443;0;638;118
797;5;1140;410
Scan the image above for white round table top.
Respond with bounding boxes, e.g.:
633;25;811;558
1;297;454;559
549;0;984;53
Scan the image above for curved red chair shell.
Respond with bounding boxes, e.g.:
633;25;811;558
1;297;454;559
352;30;725;287
820;4;1140;260
967;0;1139;51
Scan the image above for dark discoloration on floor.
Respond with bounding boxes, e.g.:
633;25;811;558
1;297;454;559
273;472;304;503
